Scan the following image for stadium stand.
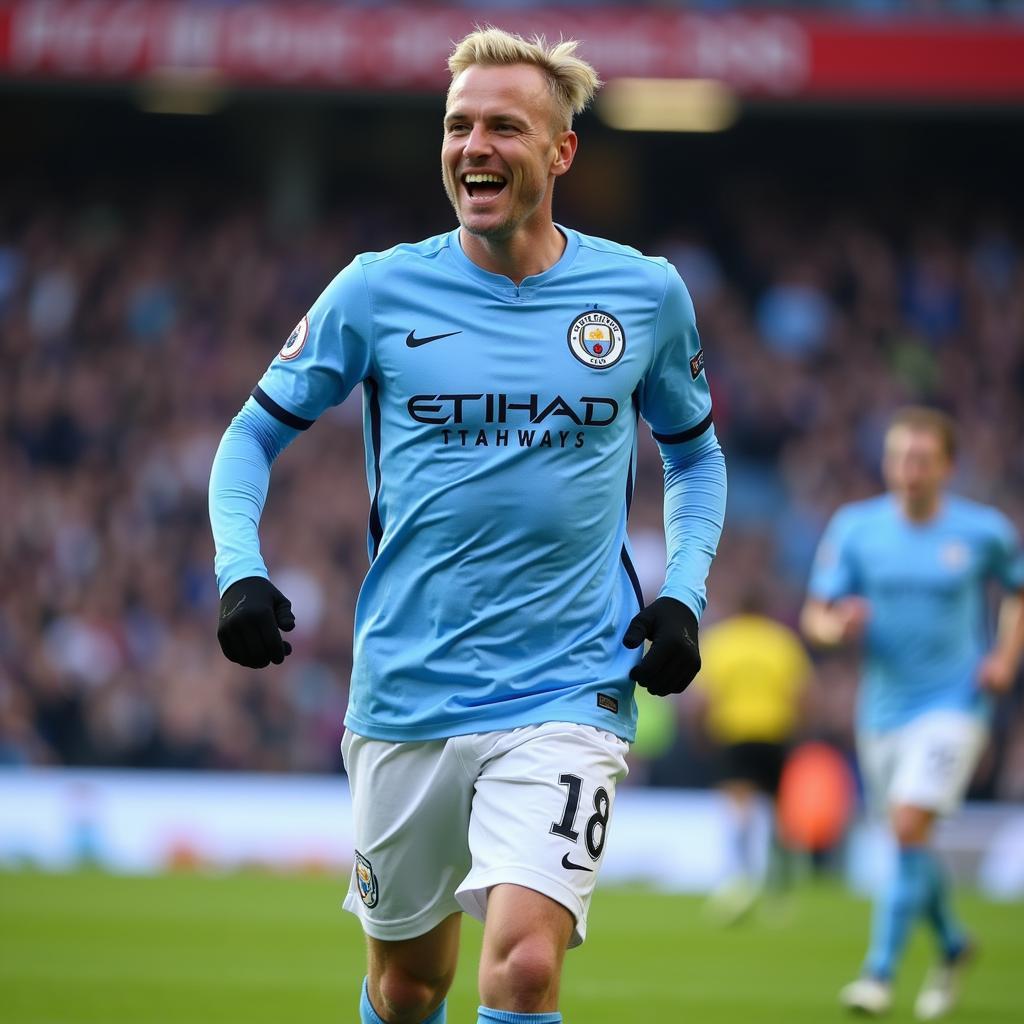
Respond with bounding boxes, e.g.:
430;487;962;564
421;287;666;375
2;173;1021;789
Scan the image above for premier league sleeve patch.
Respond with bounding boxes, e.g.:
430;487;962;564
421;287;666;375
279;315;309;361
689;348;705;380
567;310;625;369
354;850;379;908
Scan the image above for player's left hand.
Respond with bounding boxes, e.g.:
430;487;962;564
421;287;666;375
977;651;1017;695
622;596;701;696
216;575;296;669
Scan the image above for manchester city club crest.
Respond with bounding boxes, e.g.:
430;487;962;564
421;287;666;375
940;541;969;570
354;850;379;908
279;315;308;361
567;310;625;369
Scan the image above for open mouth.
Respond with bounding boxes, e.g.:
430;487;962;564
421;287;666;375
462;172;507;202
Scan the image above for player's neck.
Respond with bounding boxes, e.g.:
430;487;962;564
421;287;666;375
897;493;943;524
459;222;566;286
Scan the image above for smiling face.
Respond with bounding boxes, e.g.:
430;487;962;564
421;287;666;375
442;63;575;242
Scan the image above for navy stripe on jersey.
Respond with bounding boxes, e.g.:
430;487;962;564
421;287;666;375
652;411;712;445
620;386;643;608
622;466;641;606
626;388;640;515
621;547;644;609
251;385;314;431
365;378;384;560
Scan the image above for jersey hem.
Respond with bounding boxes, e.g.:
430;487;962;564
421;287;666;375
857;696;991;734
343;708;636;744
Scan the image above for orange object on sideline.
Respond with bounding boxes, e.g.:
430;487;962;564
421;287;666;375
777;741;856;852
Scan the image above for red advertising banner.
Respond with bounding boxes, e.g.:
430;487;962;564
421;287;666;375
0;2;1022;101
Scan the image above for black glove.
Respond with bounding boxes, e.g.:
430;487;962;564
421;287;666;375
217;576;296;668
622;596;701;696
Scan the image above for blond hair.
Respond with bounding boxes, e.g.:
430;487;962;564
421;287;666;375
887;406;958;460
447;27;601;132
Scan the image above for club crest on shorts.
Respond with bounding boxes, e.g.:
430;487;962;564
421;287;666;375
279;315;308;361
567;310;625;369
354;850;379;908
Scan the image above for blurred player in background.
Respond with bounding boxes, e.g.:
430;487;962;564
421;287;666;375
801;407;1024;1020
209;27;726;1024
694;590;812;923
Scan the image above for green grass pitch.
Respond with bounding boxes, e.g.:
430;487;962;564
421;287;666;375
1;871;1021;1022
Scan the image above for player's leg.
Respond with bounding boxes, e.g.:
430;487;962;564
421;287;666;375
363;915;462;1024
758;742;792;907
456;722;629;1022
894;714;986;1021
721;773;761;882
862;802;939;985
839;727;899;1014
848;712;986;1016
869;802;975;1022
890;801;967;962
477;884;574;1014
342;730;475;1024
707;771;763;924
713;741;787;923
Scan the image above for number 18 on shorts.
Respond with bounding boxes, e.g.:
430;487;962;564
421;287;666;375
341;721;630;948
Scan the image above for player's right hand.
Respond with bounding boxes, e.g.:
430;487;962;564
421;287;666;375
977;650;1016;695
216;576;296;668
833;597;870;643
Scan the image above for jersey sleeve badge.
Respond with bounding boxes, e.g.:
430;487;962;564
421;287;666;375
279;315;309;361
690;349;705;379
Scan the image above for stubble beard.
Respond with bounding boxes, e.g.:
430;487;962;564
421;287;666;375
442;169;547;242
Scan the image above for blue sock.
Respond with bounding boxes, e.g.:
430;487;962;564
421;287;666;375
865;845;933;980
922;851;968;960
361;978;447;1024
476;1009;562;1023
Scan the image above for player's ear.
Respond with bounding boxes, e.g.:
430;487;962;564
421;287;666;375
550;130;577;178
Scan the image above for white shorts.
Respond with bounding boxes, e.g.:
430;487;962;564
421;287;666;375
858;710;988;817
341;721;629;948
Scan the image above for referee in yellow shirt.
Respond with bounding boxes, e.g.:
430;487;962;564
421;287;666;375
694;591;814;922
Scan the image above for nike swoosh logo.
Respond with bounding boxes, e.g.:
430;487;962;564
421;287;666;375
406;330;462;348
561;852;593;872
221;595;247;619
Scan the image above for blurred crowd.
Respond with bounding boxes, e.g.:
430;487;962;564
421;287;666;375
2;180;1023;798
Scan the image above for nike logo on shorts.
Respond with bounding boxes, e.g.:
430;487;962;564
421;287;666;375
561;852;593;872
406;330;463;348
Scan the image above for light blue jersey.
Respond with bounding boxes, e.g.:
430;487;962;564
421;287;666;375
809;494;1024;731
210;227;726;742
